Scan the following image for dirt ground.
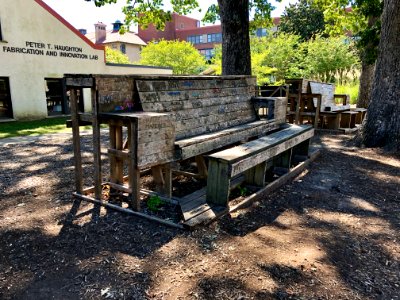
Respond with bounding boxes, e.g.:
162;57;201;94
0;132;399;300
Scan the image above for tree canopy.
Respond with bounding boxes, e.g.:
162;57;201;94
279;0;326;41
139;40;206;74
105;46;131;64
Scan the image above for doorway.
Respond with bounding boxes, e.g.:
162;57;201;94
0;77;13;119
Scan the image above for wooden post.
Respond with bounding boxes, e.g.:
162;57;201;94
128;121;141;211
91;87;102;200
109;123;124;183
245;161;268;187
206;159;230;206
195;155;208;178
70;88;83;194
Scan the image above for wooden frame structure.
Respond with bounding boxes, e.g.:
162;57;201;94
66;74;318;228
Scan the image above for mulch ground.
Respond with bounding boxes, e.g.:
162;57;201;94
0;132;399;300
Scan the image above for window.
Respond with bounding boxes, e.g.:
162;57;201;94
120;43;126;54
0;77;13;118
187;35;203;44
207;33;222;43
200;48;215;61
255;28;268;37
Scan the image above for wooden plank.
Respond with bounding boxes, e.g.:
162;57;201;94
230;129;313;177
195;155;208;178
209;124;312;162
128;121;141;211
70;88;83;194
65;77;94;87
107;148;131;159
206;160;231;206
178;122;280;160
92;87;102;199
183;205;228;228
73;192;184;229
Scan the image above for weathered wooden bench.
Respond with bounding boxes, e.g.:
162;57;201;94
285;79;354;130
65;74;318;228
206;124;313;206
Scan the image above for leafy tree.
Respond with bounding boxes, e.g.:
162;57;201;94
84;0;278;75
279;0;326;41
302;35;360;83
139;40;206;75
105;46;130;64
313;0;383;107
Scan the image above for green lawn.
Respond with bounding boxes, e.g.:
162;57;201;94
0;117;72;139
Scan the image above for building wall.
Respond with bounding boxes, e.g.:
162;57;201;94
0;0;171;120
106;42;142;62
138;13;200;43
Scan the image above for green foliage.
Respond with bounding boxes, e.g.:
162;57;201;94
301;35;360;83
139;39;206;74
336;82;359;105
313;0;383;64
237;185;248;197
211;32;359;85
279;0;326;41
147;195;164;212
85;0;276;30
261;33;305;82
105;46;131;64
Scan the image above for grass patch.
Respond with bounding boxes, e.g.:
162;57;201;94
0;117;73;139
336;82;359;105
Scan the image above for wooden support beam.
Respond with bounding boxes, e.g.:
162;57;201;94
91;87;102;200
128;121;141;211
73;192;183;229
70;88;83;194
195;155;208;178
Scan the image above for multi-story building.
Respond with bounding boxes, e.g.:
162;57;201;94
138;13;281;60
85;20;147;62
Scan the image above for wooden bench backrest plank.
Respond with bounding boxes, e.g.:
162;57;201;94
136;77;258;140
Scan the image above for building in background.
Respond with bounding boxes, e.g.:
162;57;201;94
85;20;147;62
138;13;281;61
0;0;171;121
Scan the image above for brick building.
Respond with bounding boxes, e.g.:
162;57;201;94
138;13;281;60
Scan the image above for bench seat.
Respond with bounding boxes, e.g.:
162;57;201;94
175;119;279;160
206;124;314;205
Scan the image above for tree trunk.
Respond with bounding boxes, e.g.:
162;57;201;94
363;0;400;150
218;0;251;75
357;61;375;108
357;15;378;108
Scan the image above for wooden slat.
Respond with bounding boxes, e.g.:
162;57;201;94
70;88;83;194
177;122;279;160
183;205;228;228
92;88;102;199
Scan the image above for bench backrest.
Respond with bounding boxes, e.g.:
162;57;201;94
136;77;258;140
95;75;287;141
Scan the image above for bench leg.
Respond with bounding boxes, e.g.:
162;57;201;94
273;149;293;175
206;159;230;207
291;139;310;165
151;164;172;198
109;124;124;184
245;161;268;187
128;122;140;211
195;155;208;178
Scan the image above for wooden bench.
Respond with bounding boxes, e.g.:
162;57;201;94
206;124;314;206
66;75;298;225
285;79;351;129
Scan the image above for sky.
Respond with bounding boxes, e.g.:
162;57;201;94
42;0;298;33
